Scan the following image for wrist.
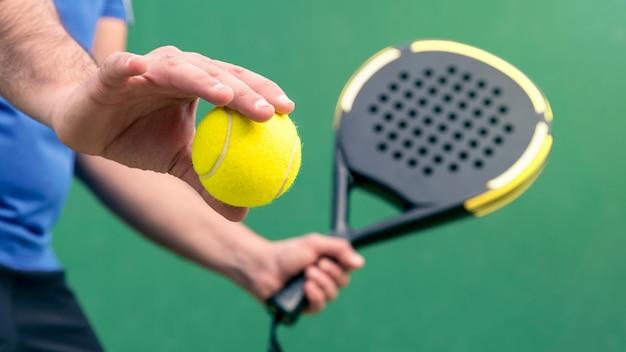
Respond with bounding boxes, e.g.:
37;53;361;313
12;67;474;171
40;50;97;133
47;78;99;153
225;235;282;300
47;83;79;133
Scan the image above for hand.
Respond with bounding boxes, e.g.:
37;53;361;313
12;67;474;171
50;46;295;221
247;234;365;313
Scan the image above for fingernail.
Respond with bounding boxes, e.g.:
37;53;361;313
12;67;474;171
351;253;365;267
278;94;295;106
125;55;138;66
213;82;230;91
254;99;272;110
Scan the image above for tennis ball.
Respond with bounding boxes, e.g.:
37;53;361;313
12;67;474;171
191;107;301;207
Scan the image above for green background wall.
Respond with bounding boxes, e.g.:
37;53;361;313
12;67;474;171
54;0;626;351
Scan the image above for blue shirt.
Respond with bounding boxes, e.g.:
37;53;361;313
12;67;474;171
0;0;130;271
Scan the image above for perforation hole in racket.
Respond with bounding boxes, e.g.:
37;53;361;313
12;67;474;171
364;61;518;178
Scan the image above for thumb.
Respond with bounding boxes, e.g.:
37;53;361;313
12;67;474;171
305;234;365;270
99;52;148;87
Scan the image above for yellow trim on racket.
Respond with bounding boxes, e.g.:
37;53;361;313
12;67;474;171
335;40;553;128
334;47;401;128
471;163;545;216
409;40;550;119
464;133;552;215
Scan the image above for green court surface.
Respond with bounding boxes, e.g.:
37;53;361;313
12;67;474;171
54;0;626;351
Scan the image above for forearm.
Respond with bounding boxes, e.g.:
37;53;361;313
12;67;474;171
77;21;278;293
0;0;95;125
76;155;275;292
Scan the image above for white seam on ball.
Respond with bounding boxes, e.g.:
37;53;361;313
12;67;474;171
200;109;233;179
273;137;299;200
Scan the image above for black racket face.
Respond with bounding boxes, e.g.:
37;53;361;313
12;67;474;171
336;41;552;208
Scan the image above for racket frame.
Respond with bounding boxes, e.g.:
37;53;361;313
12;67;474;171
267;39;553;325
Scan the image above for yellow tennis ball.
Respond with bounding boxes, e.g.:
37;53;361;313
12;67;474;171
191;107;302;207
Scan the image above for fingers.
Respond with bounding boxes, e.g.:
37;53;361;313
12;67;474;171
211;60;295;114
200;192;248;222
126;55;148;75
305;234;365;270
99;52;148;87
168;62;235;107
184;53;275;121
143;47;294;122
317;258;349;287
307;266;338;300
303;281;326;313
147;56;234;107
168;148;248;222
300;235;364;314
100;50;235;107
188;176;248;222
303;262;347;313
270;234;365;315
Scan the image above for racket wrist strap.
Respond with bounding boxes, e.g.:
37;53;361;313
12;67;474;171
268;315;283;352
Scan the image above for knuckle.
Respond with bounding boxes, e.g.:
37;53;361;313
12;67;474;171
256;273;282;298
233;89;251;100
101;52;123;73
211;93;234;107
305;265;317;278
160;45;180;53
208;67;227;79
321;260;339;274
301;249;317;265
229;64;247;75
197;73;217;86
319;258;332;269
336;238;351;249
210;58;225;66
161;55;181;68
188;52;213;63
233;87;258;101
337;271;350;284
329;290;338;300
108;51;126;64
303;234;317;246
336;241;353;255
307;234;324;243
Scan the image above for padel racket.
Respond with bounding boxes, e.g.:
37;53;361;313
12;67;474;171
266;39;553;350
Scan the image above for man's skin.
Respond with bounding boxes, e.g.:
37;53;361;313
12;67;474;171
2;0;281;220
0;1;364;313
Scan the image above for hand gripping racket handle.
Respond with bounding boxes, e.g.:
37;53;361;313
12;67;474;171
266;152;350;326
266;273;307;325
266;204;461;325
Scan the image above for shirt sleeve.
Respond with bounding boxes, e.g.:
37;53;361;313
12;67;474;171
102;0;134;23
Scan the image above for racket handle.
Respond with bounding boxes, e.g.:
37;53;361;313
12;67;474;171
266;273;307;325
